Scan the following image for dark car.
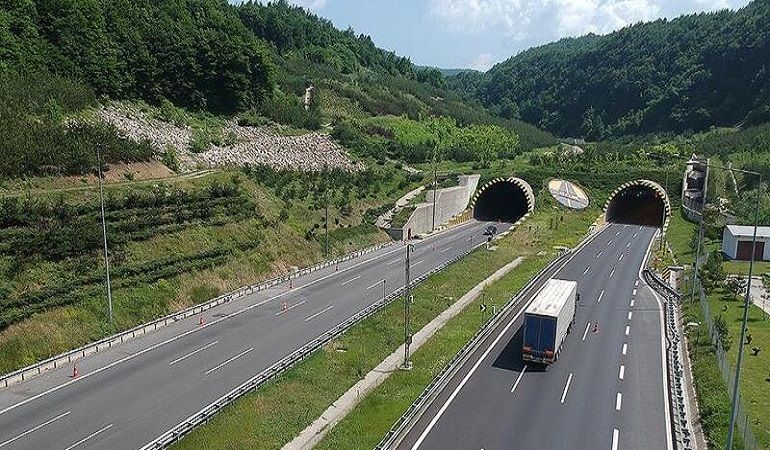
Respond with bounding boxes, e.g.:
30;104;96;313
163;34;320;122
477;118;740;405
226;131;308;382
484;225;497;236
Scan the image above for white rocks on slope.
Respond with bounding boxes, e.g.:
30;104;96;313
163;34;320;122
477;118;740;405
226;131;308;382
97;103;359;172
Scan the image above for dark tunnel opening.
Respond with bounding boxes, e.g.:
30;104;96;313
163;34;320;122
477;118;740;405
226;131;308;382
606;185;665;227
473;182;529;223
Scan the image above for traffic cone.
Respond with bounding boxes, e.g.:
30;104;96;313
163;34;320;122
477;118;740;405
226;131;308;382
290;279;293;289
71;363;80;378
336;263;339;272
282;301;288;311
593;323;599;333
199;315;205;326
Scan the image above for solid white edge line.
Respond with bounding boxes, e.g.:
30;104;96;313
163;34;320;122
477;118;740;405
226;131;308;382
0;411;71;448
340;275;361;286
612;428;620;450
275;300;307;316
205;348;253;375
0;221;488;418
169;341;219;366
639;228;674;450
304;305;334;322
408;226;611;450
510;365;527;395
616;392;623;411
619;365;625;380
63;423;114;450
582;322;591;341
560;373;573;404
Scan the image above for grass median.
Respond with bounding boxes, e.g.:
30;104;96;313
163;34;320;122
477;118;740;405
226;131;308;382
668;211;763;449
172;202;598;450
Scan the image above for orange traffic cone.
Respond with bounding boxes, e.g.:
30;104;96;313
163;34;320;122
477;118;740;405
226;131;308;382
71;363;80;378
593;323;599;333
282;301;288;311
199;315;205;326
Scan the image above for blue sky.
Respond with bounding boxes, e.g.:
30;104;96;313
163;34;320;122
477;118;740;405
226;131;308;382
248;0;752;71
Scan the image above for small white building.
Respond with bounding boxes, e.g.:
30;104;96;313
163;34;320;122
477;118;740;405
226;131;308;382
722;225;770;261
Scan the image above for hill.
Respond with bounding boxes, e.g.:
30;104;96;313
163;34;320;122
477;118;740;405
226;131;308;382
454;0;770;139
0;0;555;180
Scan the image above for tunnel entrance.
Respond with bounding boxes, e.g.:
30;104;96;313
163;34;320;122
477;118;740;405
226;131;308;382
472;178;534;223
605;182;668;227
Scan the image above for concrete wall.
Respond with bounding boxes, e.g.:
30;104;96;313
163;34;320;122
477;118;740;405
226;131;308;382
393;174;480;240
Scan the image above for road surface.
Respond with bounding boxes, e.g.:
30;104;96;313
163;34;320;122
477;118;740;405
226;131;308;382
0;220;507;450
395;223;671;450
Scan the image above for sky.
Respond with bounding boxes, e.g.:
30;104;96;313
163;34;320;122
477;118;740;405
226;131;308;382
256;0;752;71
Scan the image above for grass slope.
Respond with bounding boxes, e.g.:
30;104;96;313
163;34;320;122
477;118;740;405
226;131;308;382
0;166;414;375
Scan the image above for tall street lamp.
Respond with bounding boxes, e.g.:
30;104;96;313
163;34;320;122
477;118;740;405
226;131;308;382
401;243;415;370
725;169;762;450
96;145;113;324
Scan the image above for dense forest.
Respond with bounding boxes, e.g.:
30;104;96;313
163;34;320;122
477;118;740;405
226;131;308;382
452;0;770;139
0;0;554;179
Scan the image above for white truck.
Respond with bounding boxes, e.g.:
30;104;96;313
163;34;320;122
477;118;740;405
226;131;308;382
522;278;577;365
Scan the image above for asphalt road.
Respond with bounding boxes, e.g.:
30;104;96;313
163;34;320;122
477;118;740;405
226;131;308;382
0;220;508;450
396;223;671;450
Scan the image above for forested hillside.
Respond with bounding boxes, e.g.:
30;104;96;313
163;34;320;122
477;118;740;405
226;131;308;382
453;0;770;139
0;0;555;180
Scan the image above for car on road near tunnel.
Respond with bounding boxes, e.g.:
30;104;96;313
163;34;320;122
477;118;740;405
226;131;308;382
522;278;577;365
484;225;498;236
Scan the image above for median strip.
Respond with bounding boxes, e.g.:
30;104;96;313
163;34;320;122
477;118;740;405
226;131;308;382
281;257;525;450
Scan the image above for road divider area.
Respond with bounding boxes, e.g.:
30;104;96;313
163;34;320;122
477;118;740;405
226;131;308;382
144;223;502;450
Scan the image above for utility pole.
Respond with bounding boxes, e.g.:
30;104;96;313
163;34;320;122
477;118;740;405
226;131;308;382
661;169;670;252
690;164;708;305
432;158;437;232
401;244;414;370
97;145;113;324
727;177;762;449
323;166;329;258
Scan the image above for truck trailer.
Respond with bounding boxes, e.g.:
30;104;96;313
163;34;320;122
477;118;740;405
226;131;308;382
522;278;577;365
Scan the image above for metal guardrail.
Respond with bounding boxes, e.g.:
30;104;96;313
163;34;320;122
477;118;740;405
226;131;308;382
643;269;693;450
0;242;395;390
140;239;489;449
374;250;571;450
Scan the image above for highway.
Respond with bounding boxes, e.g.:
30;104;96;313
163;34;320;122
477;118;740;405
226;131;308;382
0;220;508;450
395;223;671;450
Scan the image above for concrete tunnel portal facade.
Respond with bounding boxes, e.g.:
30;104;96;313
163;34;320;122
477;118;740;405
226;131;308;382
605;180;671;228
471;177;535;223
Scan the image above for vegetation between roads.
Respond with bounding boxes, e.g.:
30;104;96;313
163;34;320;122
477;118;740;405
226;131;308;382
172;197;598;450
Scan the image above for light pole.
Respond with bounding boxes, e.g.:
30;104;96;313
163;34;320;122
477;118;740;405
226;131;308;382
432;156;438;232
690;164;708;306
96;145;113;324
401;243;414;370
726;173;762;450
